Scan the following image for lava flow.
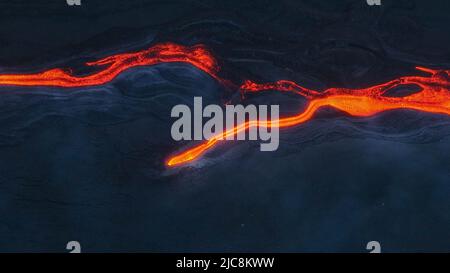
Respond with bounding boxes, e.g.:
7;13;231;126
0;42;448;168
166;67;450;167
0;43;220;87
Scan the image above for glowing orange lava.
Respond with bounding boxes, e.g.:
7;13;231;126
0;42;448;167
166;66;450;167
0;43;219;87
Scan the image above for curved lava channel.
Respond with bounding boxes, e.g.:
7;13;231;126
166;67;450;167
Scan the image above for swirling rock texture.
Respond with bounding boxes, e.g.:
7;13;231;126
0;0;449;252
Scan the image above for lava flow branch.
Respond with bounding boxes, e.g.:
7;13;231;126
0;42;448;167
0;43;220;87
166;67;450;167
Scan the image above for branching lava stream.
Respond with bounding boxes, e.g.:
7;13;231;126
0;42;448;167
